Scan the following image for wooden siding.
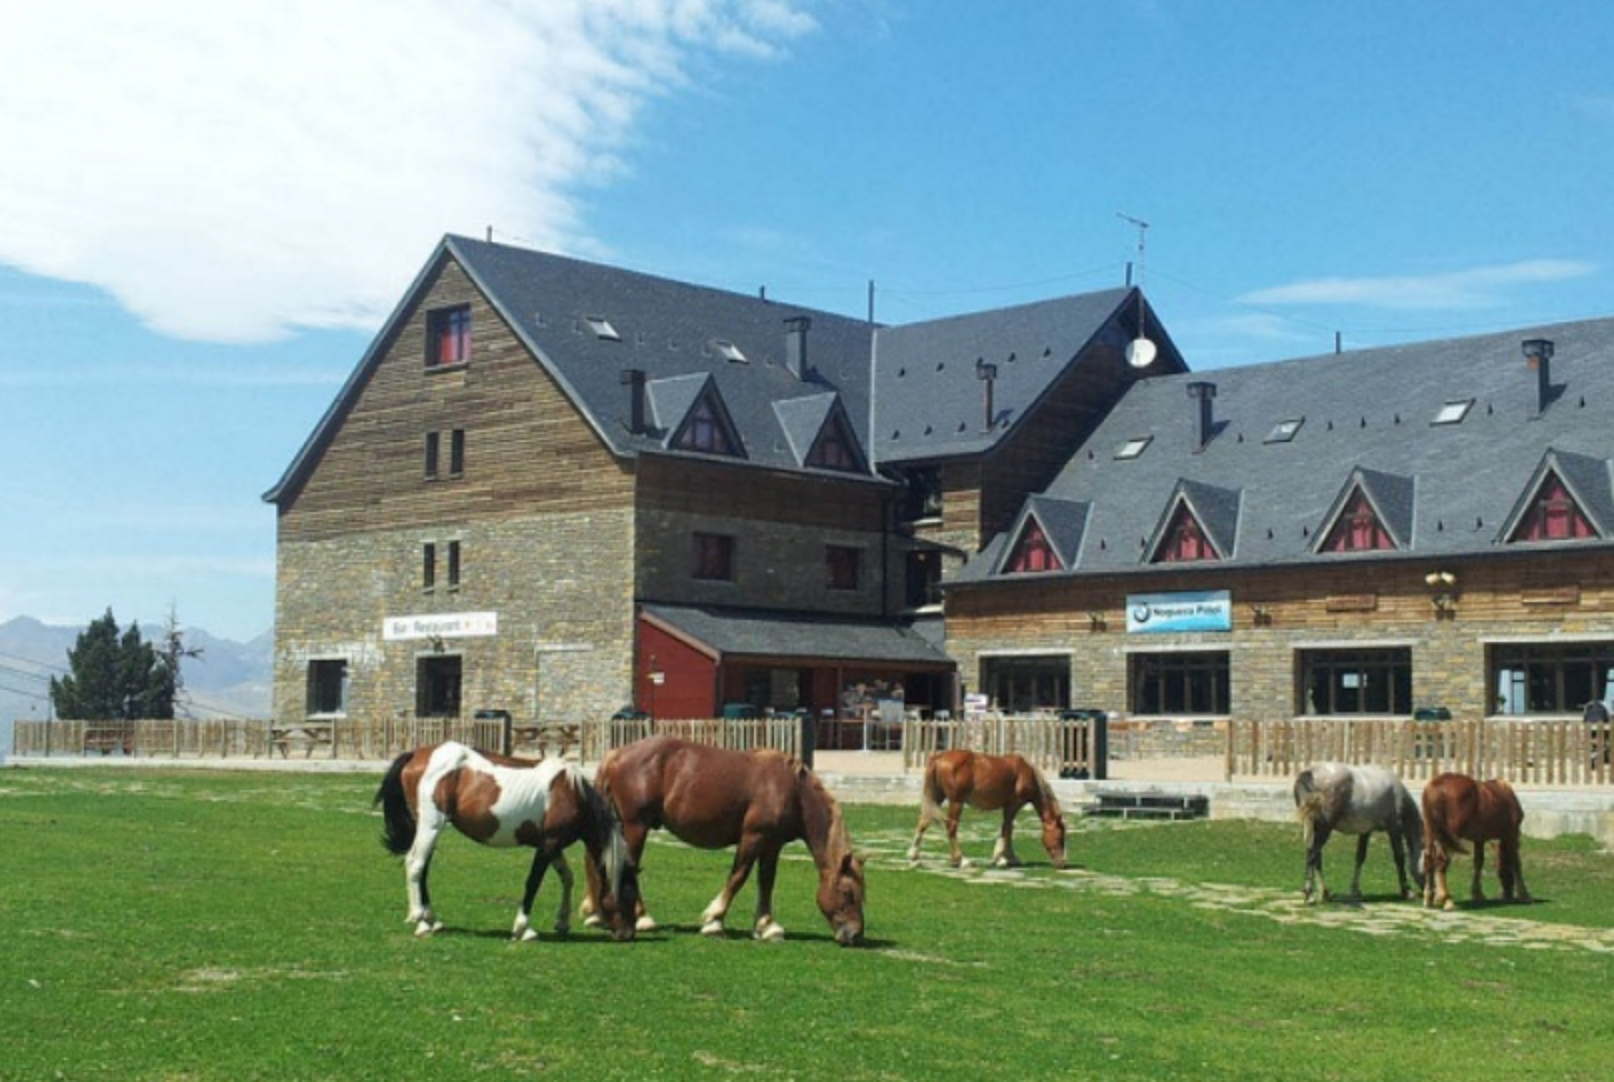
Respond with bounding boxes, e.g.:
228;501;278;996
277;258;632;544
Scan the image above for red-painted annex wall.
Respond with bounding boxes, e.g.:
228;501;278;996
636;617;718;718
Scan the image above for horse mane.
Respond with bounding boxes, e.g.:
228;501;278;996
795;761;854;859
564;764;632;901
1030;764;1062;820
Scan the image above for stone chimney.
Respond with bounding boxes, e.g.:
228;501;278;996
1523;338;1554;417
621;368;647;434
784;316;812;380
1187;381;1217;452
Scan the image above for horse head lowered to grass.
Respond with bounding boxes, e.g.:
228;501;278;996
1421;771;1531;911
374;742;639;942
583;736;865;946
1293;761;1423;904
907;750;1068;870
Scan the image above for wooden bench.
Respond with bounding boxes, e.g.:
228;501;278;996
1083;792;1209;821
509;723;581;759
268;723;335;759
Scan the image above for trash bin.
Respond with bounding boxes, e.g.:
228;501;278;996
722;702;759;720
1057;709;1108;781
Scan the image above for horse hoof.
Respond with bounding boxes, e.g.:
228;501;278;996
700;919;726;938
635;915;659;933
754;921;786;943
519;928;540;942
552;924;570;938
957;858;974;869
414;920;441;938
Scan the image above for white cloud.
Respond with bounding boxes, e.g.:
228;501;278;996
1240;260;1597;311
0;1;817;344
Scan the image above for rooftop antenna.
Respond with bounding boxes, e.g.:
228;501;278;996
1117;212;1156;369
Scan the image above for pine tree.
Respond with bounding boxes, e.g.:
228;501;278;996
50;609;176;721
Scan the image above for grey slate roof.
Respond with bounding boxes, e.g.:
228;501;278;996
643;604;955;666
959;315;1614;582
871;291;1182;463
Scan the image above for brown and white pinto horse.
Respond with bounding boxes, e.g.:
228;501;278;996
907;750;1068;870
1421;772;1531;911
583;736;866;946
375;742;638;941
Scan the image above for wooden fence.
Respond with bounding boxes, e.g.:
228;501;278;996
1227;718;1614;786
901;714;1104;780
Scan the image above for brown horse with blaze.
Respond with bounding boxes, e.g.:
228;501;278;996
908;750;1068;869
584;736;866;946
1421;771;1531;911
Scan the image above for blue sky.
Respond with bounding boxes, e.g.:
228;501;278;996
3;1;1612;642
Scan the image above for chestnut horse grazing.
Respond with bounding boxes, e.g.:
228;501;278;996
907;750;1068;869
583;736;865;946
1293;762;1423;905
1421;772;1531;911
374;742;638;941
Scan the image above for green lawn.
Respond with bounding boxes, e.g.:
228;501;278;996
2;768;1610;1081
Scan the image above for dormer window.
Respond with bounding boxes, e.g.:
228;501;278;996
1511;472;1595;542
1156;504;1217;563
677;395;736;455
1321;491;1395;552
426;305;471;367
1005;519;1062;573
806;414;860;471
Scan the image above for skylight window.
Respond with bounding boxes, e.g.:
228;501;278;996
1265;418;1304;444
1433;399;1474;425
1115;435;1152;460
584;316;620;341
712;339;747;363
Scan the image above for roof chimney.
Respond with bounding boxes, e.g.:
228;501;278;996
621;368;647;434
977;358;998;431
1187;380;1217;452
784;316;811;380
1523;338;1554;417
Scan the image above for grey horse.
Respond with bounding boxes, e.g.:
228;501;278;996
1293;762;1424;904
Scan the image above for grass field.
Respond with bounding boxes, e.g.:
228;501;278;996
2;767;1612;1081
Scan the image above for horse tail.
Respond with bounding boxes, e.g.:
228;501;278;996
919;757;945;826
374;750;418;856
1423;783;1468;856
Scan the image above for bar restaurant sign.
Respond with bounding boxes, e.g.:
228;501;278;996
383;611;498;641
1126;591;1232;634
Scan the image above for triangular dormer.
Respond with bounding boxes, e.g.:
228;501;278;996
1146;480;1240;564
1503;453;1607;543
774;393;867;473
650;374;743;458
997;497;1089;575
1316;469;1411;553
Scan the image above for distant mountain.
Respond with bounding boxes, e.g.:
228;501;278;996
0;616;273;758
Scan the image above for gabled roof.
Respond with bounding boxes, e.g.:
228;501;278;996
961;314;1614;581
772;392;867;472
1498;448;1614;542
870;290;1185;464
649;373;745;457
998;496;1090;574
1315;467;1414;551
641;604;955;667
1146;479;1241;561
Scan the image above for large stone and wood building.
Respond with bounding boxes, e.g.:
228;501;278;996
266;234;1614;739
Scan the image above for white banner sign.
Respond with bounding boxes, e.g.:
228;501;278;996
1126;591;1231;634
383;611;498;641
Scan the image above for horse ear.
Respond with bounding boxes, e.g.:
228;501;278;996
841;852;864;876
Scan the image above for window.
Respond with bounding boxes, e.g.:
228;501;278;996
712;339;746;363
306;659;349;716
1265;418;1304;444
447;540;461;590
423;542;436;591
1490;641;1614;715
1005;519;1062;573
1433;399;1474;425
449;429;465;477
678;396;736;455
1156;505;1217;562
900;468;943;522
1299;648;1411;714
1115;436;1152;460
826;545;861;590
1511;472;1595;542
1130;651;1230;715
584;316;620;341
982;656;1070;714
693;532;735;582
425;431;440;479
417;655;462;717
905;549;942;609
1321;491;1395;552
806;419;858;471
427;305;471;367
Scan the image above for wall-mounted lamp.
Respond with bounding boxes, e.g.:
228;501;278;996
1087;611;1108;632
1250;603;1273;627
427;634;447;653
1424;571;1459;616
